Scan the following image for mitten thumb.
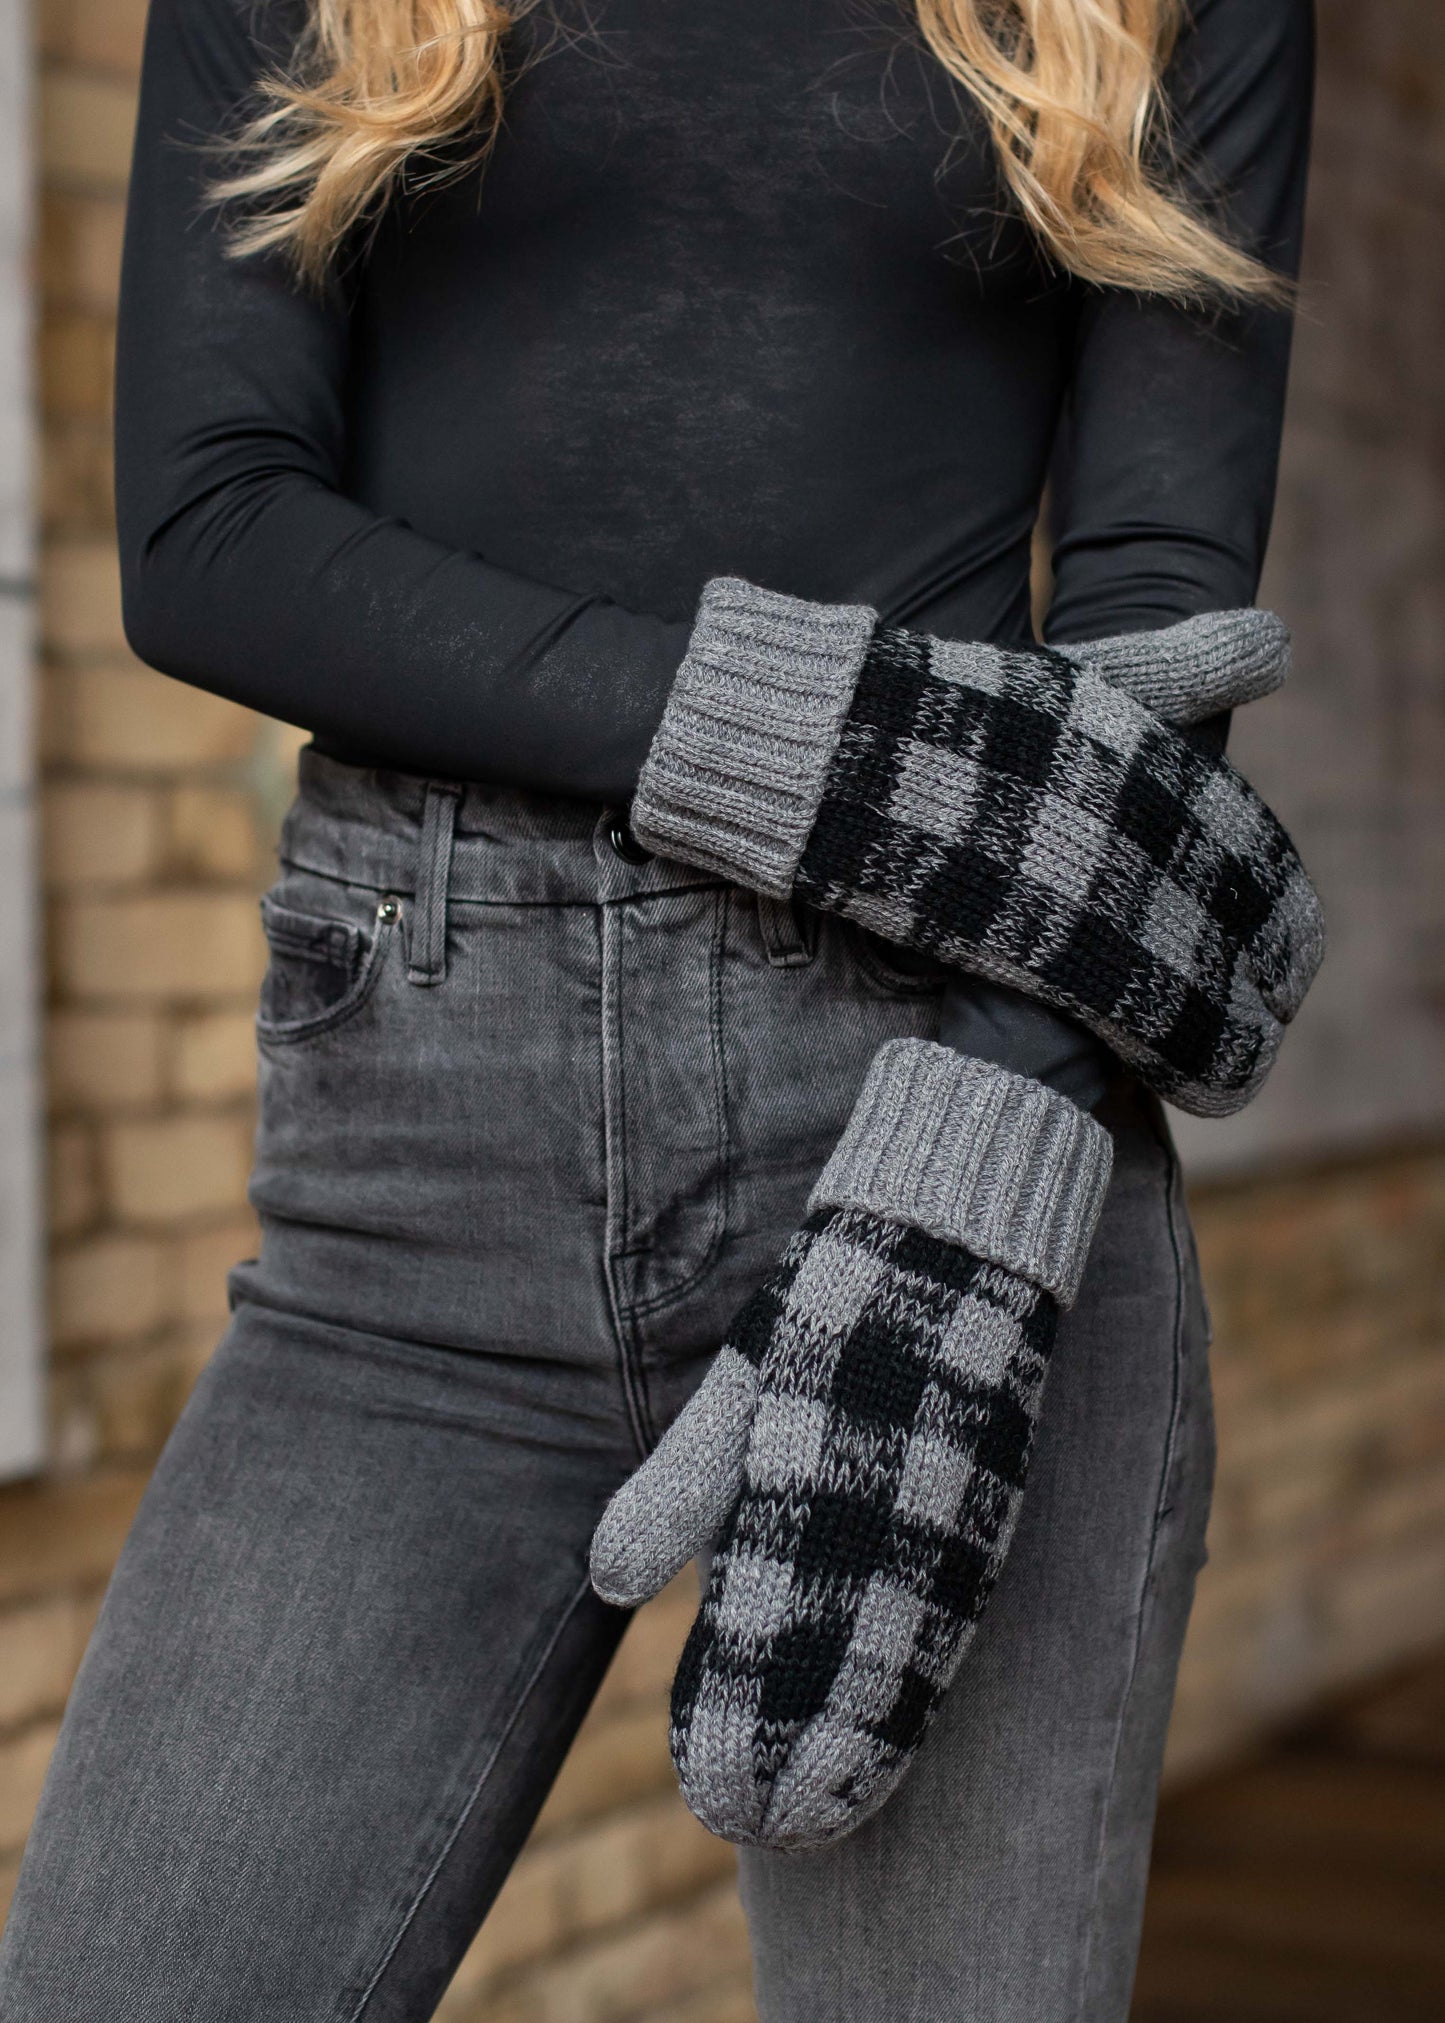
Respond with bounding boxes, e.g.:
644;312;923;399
589;1346;758;1608
1069;607;1291;726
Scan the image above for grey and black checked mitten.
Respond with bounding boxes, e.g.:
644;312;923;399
631;580;1325;1117
590;1040;1113;1848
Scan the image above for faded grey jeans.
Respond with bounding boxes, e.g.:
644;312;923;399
0;751;1214;2022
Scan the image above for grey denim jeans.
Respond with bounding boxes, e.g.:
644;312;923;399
0;751;1214;2022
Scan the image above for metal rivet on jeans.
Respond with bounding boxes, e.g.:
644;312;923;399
377;896;402;924
607;816;652;866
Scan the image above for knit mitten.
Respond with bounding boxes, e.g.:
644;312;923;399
631;580;1324;1117
590;1041;1113;1848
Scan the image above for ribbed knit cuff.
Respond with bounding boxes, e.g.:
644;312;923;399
1064;609;1291;728
809;1040;1114;1306
630;577;877;895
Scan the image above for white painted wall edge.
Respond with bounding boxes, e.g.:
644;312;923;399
0;0;45;1481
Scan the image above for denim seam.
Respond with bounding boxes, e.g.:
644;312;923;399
621;887;733;1330
255;911;399;1047
598;901;654;1459
1072;1106;1190;2023
343;1574;595;2023
277;850;726;912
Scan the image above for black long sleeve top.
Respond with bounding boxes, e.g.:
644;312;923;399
117;0;1312;786
115;0;1313;1106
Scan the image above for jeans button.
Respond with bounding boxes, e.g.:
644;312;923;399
607;815;652;865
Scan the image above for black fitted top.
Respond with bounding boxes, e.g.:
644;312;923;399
117;0;1312;800
116;0;1313;1106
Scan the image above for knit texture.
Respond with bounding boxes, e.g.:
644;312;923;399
794;625;1324;1116
634;579;1320;1114
671;1203;1059;1846
809;1039;1112;1305
590;1045;1106;1848
591;1345;759;1609
1063;607;1291;725
631;577;874;894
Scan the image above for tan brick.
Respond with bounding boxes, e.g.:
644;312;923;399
0;1472;148;1607
591;1577;696;1711
1224;1357;1445;1482
48;1370;101;1476
102;1112;254;1224
52;891;265;1001
0;1597;82;1731
0;1721;61;1856
178;1217;258;1323
42;663;259;771
41;188;126;311
534;1704;674;1836
457;1796;732;1995
46;1120;99;1239
562;1799;732;1936
480;1880;749;2023
40;541;125;657
1230;1447;1357;1548
167;785;261;881
40;0;151;76
172;1319;228;1388
1179;1548;1306;1654
39;309;114;421
72;1586;105;1657
632;1979;758;2023
451;1851;565;1996
0;1850;21;1930
42;780;163;889
40;72;138;190
1342;1459;1445;1555
49;1231;169;1347
171;1008;258;1102
41;419;116;537
53;1336;206;1466
1322;1531;1445;1669
46;1007;165;1111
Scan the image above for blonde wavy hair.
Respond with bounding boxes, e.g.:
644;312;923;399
213;0;1286;302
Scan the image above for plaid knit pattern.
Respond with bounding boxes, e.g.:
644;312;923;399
793;625;1324;1117
669;1203;1057;1848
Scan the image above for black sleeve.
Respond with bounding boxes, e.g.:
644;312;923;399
114;0;687;802
959;2;1313;1113
1045;0;1315;647
937;980;1115;1113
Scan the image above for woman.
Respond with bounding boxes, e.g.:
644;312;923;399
0;2;1315;2018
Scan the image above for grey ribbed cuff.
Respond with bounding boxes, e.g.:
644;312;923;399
809;1040;1114;1306
1065;609;1291;728
630;577;876;895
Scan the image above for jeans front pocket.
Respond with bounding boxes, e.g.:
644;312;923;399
255;881;401;1046
836;919;948;999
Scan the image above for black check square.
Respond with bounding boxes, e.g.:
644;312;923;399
794;625;1324;1117
669;1206;1059;1847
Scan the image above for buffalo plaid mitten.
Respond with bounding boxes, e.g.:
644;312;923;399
590;1040;1113;1848
631;580;1324;1117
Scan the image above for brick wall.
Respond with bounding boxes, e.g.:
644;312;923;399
1;3;1442;2019
1169;1149;1445;1784
0;0;269;1900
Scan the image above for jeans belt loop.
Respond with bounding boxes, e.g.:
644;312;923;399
406;781;463;986
756;893;815;969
